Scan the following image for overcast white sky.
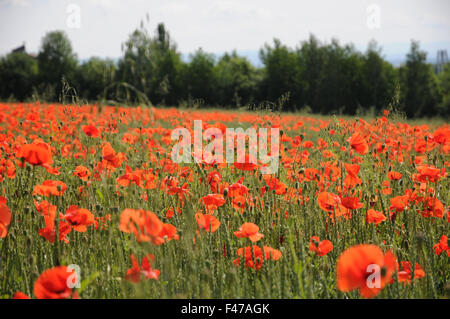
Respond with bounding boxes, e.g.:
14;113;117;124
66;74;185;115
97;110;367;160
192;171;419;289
0;0;449;64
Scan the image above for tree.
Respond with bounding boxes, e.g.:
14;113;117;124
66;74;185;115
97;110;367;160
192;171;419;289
400;41;442;117
184;48;217;105
361;41;397;112
215;51;259;107
259;39;303;111
37;31;77;99
297;35;327;112
76;57;116;101
116;22;184;105
437;63;450;117
0;52;38;101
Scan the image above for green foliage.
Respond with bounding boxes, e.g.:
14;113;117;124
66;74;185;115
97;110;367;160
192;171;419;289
437;63;450;117
116;22;185;106
184;49;217;105
37;31;78;100
215;51;259;107
0;52;38;101
76;57;116;101
399;41;443;117
259;39;303;111
0;24;448;118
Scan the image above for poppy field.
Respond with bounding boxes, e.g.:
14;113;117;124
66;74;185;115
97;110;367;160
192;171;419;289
0;102;449;299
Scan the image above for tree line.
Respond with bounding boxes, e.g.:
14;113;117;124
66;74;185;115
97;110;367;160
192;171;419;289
0;22;449;118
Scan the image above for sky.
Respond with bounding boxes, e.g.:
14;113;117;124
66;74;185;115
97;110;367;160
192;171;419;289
0;0;449;66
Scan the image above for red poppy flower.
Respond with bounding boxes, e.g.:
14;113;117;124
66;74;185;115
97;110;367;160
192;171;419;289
63;205;94;232
73;165;91;181
17;142;53;167
233;154;258;171
337;244;396;298
38;213;72;243
366;209;387;224
433;235;450;256
13;291;31;299
119;209;177;245
234;223;264;242
195;212;221;233
344;163;362;188
397;261;425;283
309;236;333;256
232;245;282;270
431;126;450;144
348;132;369;155
125;254;160;283
341;196;364;210
201;194;225;212
0;201;12;238
34;266;78;299
33;180;67;197
82;125;100;138
389;195;409;213
387;171;402;180
318;192;349;219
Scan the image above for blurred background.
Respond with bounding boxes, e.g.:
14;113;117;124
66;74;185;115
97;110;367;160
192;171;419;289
0;0;449;118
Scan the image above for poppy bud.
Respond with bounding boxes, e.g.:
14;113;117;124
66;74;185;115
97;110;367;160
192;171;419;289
280;130;284;136
223;188;228;197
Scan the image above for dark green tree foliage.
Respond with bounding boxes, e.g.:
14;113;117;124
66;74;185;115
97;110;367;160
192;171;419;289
0;52;38;100
76;57;116;101
399;41;442;117
361;41;397;111
438;63;450;114
297;35;327;111
0;23;448;117
215;51;259;107
259;39;303;111
116;23;184;105
184;49;216;105
37;31;77;99
116;27;153;102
